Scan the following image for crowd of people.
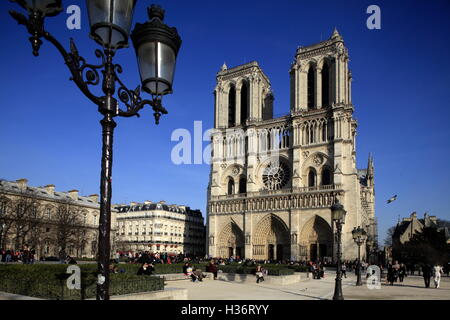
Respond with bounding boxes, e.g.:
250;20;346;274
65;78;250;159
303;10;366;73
385;260;446;289
0;245;36;263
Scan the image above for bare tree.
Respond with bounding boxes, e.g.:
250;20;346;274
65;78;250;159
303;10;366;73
0;190;43;250
384;226;396;247
53;199;83;253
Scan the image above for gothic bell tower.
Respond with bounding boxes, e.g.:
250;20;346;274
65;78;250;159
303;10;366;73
214;61;274;129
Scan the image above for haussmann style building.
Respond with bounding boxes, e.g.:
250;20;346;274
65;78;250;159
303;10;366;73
0;178;115;259
114;201;205;256
206;29;377;262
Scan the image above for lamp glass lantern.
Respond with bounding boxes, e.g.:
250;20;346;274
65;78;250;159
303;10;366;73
87;0;137;49
131;5;182;96
331;201;347;223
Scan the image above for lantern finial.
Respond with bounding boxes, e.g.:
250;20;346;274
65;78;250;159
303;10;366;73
148;5;165;21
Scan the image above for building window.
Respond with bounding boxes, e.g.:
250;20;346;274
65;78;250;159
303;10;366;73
228;84;236;127
321;167;332;186
321;61;330;107
227;177;235;195
308;168;316;187
239;177;247;194
307;65;315;110
240;80;248;125
0;200;7;215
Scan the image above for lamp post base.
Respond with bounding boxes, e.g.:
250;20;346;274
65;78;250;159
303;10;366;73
333;277;344;300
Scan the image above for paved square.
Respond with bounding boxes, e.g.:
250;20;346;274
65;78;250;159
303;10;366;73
165;272;450;300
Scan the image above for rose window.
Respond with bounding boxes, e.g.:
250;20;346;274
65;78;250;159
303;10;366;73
262;161;290;190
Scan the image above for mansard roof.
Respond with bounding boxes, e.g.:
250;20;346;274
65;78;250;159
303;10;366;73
115;201;203;217
0;178;100;209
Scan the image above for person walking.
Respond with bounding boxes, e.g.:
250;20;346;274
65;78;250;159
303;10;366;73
341;262;347;278
387;264;395;286
433;264;444;289
398;263;407;283
422;263;432;288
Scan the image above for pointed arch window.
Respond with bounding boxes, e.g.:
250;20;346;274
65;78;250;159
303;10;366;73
240;81;248;125
321;167;332;186
227;177;235;195
307;65;315;110
239;176;247;194
321;60;330;107
308;168;317;187
228;85;236;127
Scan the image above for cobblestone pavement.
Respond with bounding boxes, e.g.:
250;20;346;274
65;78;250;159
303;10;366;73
165;272;450;300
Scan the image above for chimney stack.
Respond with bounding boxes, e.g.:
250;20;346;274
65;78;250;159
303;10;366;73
89;194;99;203
16;178;28;189
68;190;79;200
44;184;55;195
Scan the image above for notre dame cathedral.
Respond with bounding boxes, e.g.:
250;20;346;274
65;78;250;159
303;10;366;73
206;29;376;262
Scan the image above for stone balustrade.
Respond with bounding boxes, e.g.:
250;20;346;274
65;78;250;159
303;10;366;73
209;184;344;214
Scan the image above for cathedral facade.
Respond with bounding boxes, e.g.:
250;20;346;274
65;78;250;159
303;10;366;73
206;29;376;262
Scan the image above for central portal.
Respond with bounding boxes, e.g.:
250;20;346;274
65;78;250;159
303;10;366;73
268;244;274;260
252;214;290;260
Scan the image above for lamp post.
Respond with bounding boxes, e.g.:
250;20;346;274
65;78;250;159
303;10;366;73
331;200;346;300
352;226;367;286
9;0;181;300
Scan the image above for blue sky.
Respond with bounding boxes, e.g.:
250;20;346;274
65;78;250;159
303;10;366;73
1;0;449;245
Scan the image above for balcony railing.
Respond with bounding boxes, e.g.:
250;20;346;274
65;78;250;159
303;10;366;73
211;184;342;201
209;184;344;214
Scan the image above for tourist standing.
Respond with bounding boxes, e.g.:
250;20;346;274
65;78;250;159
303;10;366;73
207;259;218;280
422;263;432;288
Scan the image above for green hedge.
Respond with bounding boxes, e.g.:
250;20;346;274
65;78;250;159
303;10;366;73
0;264;164;300
114;262;207;275
288;265;310;272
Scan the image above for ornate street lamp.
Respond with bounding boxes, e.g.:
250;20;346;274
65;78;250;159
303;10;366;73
331;200;346;300
352;226;367;286
9;0;182;300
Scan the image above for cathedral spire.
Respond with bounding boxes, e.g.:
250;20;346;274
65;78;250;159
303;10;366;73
366;153;374;188
330;27;342;40
221;62;228;71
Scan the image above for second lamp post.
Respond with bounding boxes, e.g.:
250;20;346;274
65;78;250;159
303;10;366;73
352;226;367;286
331;200;346;300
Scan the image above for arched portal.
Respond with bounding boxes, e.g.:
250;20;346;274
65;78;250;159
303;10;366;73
299;215;333;261
252;214;290;261
217;221;244;258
